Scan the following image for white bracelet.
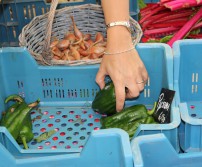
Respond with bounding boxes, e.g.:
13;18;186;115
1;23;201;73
106;21;132;33
104;47;134;55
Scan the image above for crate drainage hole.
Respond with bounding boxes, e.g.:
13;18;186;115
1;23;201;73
191;114;197;117
190;105;195;109
29;107;101;150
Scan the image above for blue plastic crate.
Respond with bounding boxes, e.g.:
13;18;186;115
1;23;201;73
0;43;180;159
0;0;138;47
134;43;181;152
173;39;202;153
0;128;134;167
131;133;202;167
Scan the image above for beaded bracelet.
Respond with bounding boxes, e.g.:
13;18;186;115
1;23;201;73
104;47;134;55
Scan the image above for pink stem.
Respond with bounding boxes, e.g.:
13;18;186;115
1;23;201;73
167;7;202;47
139;6;166;24
140;4;160;18
152;10;193;23
163;0;197;5
164;1;202;11
140;3;159;13
144;27;180;36
192;20;202;29
141;13;169;30
160;0;173;3
149;20;187;29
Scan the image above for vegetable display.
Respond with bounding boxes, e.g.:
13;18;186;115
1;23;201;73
92;81;157;139
139;0;202;46
50;16;106;61
101;102;157;139
92;82;116;116
0;94;40;149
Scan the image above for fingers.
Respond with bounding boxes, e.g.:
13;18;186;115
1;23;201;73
96;67;106;90
141;64;149;83
133;65;148;96
125;84;141;99
114;83;125;112
136;77;146;92
125;75;148;99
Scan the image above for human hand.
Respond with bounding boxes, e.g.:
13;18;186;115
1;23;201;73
97;0;148;112
96;44;148;112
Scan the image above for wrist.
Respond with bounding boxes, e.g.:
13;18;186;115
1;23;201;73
107;26;131;38
106;27;134;52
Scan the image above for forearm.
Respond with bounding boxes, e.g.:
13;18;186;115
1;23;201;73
101;0;129;24
101;0;133;52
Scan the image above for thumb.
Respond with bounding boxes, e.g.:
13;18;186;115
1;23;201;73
96;68;106;90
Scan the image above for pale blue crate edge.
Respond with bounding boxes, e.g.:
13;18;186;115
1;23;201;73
0;128;134;167
131;133;202;167
173;39;202;125
173;39;202;153
134;107;180;131
135;43;181;152
133;106;181;152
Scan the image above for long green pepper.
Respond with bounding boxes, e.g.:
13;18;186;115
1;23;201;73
101;104;149;127
0;94;40;149
16;113;34;149
4;103;27;129
7;103;32;140
0;102;20;126
101;102;157;139
1;94;25;127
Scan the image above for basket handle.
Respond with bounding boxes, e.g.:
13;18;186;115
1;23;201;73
42;0;59;61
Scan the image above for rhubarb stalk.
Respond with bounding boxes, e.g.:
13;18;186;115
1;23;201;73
192;20;202;30
163;0;202;11
152;9;194;23
144;27;179;37
167;7;202;47
160;0;173;3
149;20;187;29
139;6;167;24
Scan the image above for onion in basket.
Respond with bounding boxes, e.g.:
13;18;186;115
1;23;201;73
50;16;106;62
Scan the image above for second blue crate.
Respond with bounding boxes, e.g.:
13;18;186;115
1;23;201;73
131;133;202;167
174;39;202;153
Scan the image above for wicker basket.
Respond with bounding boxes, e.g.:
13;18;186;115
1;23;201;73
19;0;142;66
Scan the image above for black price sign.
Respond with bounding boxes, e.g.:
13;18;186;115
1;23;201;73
153;88;175;124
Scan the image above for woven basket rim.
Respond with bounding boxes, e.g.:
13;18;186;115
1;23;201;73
19;3;104;46
19;3;142;66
